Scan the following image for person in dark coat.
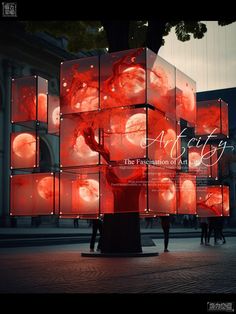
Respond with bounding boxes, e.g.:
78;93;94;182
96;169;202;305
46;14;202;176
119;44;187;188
207;216;218;244
90;218;103;252
217;216;226;244
199;216;208;245
160;215;171;252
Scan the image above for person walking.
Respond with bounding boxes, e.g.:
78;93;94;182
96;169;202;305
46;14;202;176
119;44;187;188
199;216;208;245
90;217;103;252
217;216;226;244
160;215;170;252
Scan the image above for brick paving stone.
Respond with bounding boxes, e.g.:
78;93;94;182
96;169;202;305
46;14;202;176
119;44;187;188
0;238;236;293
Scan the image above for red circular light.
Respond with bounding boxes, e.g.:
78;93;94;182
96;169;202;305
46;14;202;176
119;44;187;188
12;133;36;158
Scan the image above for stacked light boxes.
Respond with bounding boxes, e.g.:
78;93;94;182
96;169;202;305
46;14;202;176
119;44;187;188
10;48;230;219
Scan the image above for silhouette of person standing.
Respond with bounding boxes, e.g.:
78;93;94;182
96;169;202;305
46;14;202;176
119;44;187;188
90;217;103;252
207;216;218;245
199;216;208;245
160;215;170;252
73;218;79;228
217;216;226;244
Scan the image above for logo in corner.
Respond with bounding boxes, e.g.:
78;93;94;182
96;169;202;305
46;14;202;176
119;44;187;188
207;302;235;312
2;2;17;17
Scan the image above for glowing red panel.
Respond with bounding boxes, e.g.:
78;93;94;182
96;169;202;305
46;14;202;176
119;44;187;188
71;173;99;216
177;173;196;214
100;164;147;214
188;145;218;178
223;186;230;216
60;113;99;167
60;168;100;216
11;76;48;123
197;185;229;217
100;107;179;166
147;50;175;118
60;57;99;114
148;166;176;215
176;69;196;126
37;77;48;123
48;95;60;134
100;48;146;109
101;107;147;162
221;100;229;137
10;173;58;216
196;99;228;137
148;110;179;169
10;132;39;169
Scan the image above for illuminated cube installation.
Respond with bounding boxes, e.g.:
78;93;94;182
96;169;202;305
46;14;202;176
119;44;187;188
59;48;229;218
100;48;178;119
10;173;59;216
10;74;58;217
9;47;230;220
197;185;229;217
60;167;100;217
11;76;48;124
196;99;229;137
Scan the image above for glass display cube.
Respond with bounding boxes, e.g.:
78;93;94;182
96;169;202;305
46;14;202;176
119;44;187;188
60;112;99;167
188;145;218;178
100;48;146;109
60;56;99;114
147;49;176;119
10;131;39;169
59;167;100;217
100;48;176;116
10;173;59;216
11;76;48;124
197;185;229;217
196;99;229;137
176;69;196;126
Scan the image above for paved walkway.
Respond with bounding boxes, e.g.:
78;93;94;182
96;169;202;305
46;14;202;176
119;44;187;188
0;226;235;235
0;237;236;294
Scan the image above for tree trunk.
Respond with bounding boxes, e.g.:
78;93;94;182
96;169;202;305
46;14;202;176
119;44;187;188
101;213;142;253
99;21;143;253
101;20;130;52
146;20;167;53
98;20;166;254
